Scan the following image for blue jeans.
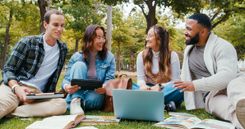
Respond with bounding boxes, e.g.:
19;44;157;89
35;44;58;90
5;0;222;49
132;82;183;107
66;61;105;111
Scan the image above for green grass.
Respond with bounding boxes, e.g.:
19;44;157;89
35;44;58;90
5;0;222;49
0;109;213;129
0;70;214;129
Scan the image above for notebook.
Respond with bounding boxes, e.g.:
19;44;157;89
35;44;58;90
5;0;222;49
71;79;103;90
112;89;164;122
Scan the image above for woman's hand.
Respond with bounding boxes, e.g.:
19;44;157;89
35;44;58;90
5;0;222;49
139;85;151;91
65;84;80;94
150;85;161;91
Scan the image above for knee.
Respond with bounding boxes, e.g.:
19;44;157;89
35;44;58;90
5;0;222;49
0;86;19;118
71;62;88;79
50;99;67;115
85;94;105;110
227;77;244;93
72;61;87;71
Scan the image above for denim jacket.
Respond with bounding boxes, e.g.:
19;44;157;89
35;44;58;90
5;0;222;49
62;51;116;89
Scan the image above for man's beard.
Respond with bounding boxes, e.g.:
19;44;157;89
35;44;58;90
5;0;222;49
185;33;199;45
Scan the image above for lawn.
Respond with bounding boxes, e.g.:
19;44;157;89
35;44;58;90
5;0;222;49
0;70;214;129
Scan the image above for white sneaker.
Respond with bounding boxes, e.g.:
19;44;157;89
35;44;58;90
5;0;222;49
70;98;84;115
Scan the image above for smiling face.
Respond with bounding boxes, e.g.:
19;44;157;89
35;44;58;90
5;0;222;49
44;14;65;41
184;19;202;45
145;28;159;52
91;28;106;52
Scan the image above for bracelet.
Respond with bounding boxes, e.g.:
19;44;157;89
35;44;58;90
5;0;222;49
11;84;20;94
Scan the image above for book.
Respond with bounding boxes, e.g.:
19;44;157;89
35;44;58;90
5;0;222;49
26;115;119;129
26;93;64;100
80;115;120;125
72;126;98;129
26;114;85;129
154;112;235;129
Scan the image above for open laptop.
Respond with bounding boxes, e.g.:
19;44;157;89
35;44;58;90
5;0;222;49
112;89;164;122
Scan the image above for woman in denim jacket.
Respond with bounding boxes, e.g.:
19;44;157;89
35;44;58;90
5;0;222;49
62;25;116;114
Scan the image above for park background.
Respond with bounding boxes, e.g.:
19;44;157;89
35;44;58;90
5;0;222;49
0;0;244;128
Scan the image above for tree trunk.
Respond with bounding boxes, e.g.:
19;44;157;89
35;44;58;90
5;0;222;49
138;0;158;33
75;38;80;52
38;0;47;33
129;51;135;71
145;0;157;33
116;43;121;72
0;9;13;69
106;5;112;50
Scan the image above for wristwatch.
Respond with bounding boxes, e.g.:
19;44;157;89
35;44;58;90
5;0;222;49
11;84;20;94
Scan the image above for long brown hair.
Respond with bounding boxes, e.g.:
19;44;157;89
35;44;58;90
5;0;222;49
82;24;108;63
143;25;171;83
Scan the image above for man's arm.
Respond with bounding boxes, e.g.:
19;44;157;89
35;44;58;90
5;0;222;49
3;38;29;85
193;42;238;91
3;38;30;102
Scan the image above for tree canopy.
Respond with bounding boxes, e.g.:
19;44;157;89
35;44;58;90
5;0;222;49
0;0;244;71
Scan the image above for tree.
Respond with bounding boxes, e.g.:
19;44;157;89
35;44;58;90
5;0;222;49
101;0;203;32
111;8;132;71
102;0;245;33
37;0;48;33
206;0;245;28
0;1;40;68
0;1;22;68
62;0;103;52
112;8;146;71
214;12;245;59
106;5;112;50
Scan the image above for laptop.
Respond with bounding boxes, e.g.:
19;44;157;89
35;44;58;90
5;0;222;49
26;93;64;100
112;89;164;121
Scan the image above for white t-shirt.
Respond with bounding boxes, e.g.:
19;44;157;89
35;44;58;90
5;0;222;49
24;38;60;91
136;50;180;86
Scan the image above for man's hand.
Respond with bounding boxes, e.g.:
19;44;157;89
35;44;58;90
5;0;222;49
65;84;80;94
14;86;32;103
174;81;195;91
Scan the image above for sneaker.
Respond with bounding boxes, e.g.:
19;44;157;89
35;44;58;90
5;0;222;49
70;98;84;115
236;99;245;128
165;101;176;112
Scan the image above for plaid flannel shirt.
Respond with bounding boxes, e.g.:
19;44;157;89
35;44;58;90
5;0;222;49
2;34;67;92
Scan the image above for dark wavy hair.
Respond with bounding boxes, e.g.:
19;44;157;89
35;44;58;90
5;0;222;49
82;24;108;62
143;25;171;82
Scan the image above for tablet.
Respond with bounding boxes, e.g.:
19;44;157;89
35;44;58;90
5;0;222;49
71;79;103;90
26;93;64;100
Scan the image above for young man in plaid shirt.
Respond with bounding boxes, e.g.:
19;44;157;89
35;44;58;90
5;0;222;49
0;9;67;118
